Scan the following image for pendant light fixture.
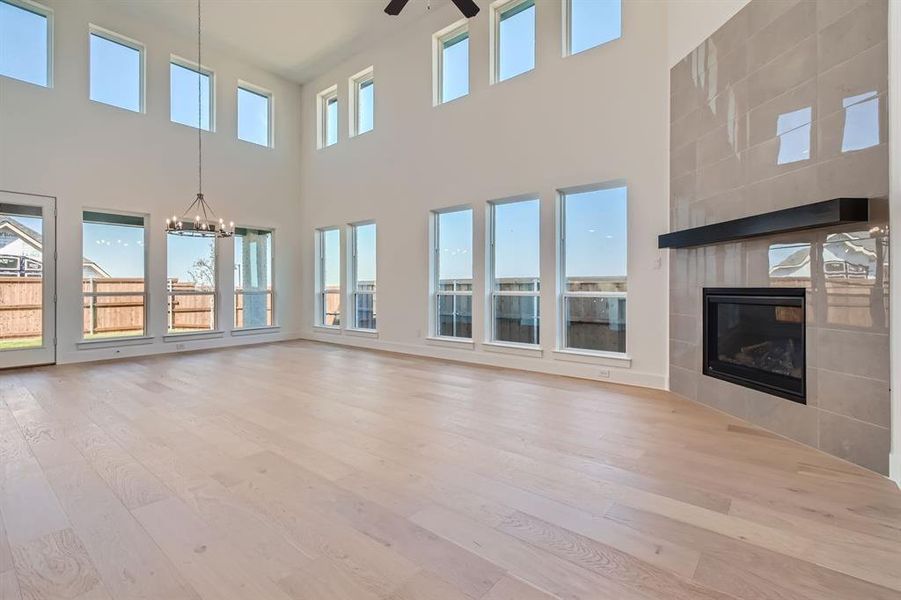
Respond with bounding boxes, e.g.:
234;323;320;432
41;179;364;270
166;0;233;238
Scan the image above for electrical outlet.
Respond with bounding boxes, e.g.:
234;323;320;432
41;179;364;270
597;368;611;379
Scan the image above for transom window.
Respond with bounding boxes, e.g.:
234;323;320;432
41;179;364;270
350;67;374;136
82;211;146;340
492;0;535;83
433;21;469;105
170;58;213;131
565;0;622;56
167;234;216;333
89;27;143;112
489;198;540;345
559;184;627;353
234;228;273;329
237;84;272;147
317;86;339;148
432;208;473;339
350;222;377;331
0;0;51;87
316;227;341;327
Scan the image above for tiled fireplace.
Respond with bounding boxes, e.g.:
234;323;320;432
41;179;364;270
668;0;890;473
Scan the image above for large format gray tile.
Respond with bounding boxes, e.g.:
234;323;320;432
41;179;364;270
697;375;750;420
817;40;887;119
816;91;886;162
744;387;817;447
816;142;888;199
818;410;890;474
746;0;805;34
670;365;699;401
816;327;890;381
815;368;890;427
747;35;817;110
818;0;887;73
747;77;817;149
747;0;816;70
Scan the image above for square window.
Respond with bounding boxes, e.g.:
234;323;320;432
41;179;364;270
170;59;213;131
434;22;469;105
237;84;272;147
492;0;535;83
350;67;374;136
566;0;621;56
89;28;143;112
0;0;50;87
234;228;273;328
317;86;338;148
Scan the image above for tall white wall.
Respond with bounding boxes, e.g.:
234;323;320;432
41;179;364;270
0;0;303;364
299;0;671;388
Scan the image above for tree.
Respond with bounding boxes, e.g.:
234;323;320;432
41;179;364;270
188;244;215;290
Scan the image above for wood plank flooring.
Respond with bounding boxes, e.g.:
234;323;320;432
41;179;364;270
1;339;900;600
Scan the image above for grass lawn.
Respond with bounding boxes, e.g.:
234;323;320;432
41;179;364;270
0;337;42;351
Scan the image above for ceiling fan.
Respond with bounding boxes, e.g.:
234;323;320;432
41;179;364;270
385;0;480;18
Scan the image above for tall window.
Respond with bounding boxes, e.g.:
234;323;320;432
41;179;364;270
493;0;535;83
237;84;272;147
82;212;146;340
318;86;338;148
490;199;539;345
89;27;143;112
0;0;50;87
170;58;213;130
434;21;469;105
560;185;627;353
433;208;473;339
350;222;376;330
316;227;341;327
167;234;216;333
234;228;273;329
350;67;374;136
565;0;622;56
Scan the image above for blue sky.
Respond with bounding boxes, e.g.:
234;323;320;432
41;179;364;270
90;33;141;111
564;186;627;278
0;0;47;86
171;63;211;130
438;209;472;281
238;87;270;145
322;228;341;287
83;222;144;278
442;34;468;103
355;223;377;284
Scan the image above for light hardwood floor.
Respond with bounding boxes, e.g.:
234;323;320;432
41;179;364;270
1;340;900;600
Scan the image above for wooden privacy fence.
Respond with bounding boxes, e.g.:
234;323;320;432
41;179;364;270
0;276;41;339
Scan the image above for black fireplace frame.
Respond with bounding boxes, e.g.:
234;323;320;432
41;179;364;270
702;287;807;404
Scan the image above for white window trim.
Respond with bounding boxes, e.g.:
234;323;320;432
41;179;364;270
237;80;274;148
348;220;377;332
432;19;469;106
2;0;54;88
166;235;219;334
81;209;149;343
315;226;341;329
233;225;275;330
557;181;629;355
170;54;216;132
489;0;536;85
88;24;146;113
348;66;374;138
487;197;541;347
430;205;474;340
316;85;338;149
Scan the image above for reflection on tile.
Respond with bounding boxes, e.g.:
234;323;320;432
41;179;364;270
776;106;812;164
768;242;811;279
841;91;879;152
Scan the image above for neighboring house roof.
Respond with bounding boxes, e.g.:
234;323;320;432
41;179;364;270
769;233;883;279
0;216;111;277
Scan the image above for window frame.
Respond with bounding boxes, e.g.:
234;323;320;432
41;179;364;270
88;24;145;113
166;233;219;335
348;220;377;332
489;0;536;85
81;209;149;342
169;55;216;132
316;85;339;149
233;226;275;330
562;0;623;57
315;226;341;329
432;19;469;106
487;197;541;347
349;66;374;137
0;0;53;88
557;181;629;356
430;206;474;340
236;80;274;148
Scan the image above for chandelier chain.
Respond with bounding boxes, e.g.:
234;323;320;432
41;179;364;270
197;0;202;196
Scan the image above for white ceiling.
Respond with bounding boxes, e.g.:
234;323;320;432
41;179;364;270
116;0;447;84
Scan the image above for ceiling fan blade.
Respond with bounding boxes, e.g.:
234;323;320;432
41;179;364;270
384;0;410;15
450;0;480;17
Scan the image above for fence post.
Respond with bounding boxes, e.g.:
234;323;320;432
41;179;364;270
89;278;96;336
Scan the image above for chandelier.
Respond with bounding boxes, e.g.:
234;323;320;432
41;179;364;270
166;0;233;238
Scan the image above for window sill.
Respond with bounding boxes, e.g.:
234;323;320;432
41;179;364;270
76;336;155;350
552;348;632;368
231;326;280;337
346;328;378;339
163;330;224;342
482;341;543;358
312;325;342;334
426;336;474;349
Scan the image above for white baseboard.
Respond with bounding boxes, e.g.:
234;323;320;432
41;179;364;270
891;452;901;488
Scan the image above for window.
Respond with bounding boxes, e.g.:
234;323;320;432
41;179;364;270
489;199;540;345
350;222;376;330
776;106;812;165
0;0;50;87
492;0;535;83
434;21;469;105
234;228;273;329
82;212;146;340
170;58;213;131
559;184;627;353
237;84;272;147
316;227;341;327
433;208;473;339
317;86;338;148
565;0;621;56
89;27;143;112
350;67;374;136
842;91;880;152
167;234;216;333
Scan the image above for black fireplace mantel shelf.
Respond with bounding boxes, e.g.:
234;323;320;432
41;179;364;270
658;198;870;249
